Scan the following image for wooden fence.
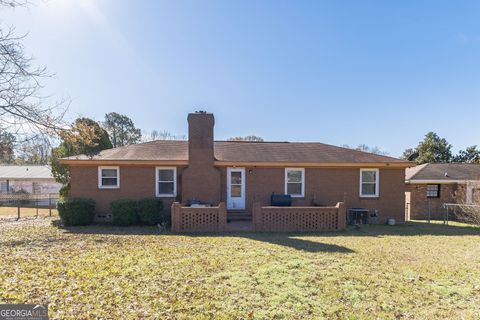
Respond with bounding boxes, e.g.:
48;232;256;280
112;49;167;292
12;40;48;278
253;202;346;232
171;202;227;232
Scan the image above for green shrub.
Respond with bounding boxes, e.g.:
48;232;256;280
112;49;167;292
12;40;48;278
57;198;96;226
59;184;71;198
137;198;164;225
111;199;138;226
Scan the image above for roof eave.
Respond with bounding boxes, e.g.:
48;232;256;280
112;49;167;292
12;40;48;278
406;179;466;184
59;159;189;166
214;161;412;168
1;177;56;181
60;159;412;168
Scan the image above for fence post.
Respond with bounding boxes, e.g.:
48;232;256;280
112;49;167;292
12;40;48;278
252;202;261;232
218;202;226;231
427;199;431;223
336;202;346;230
17;203;20;220
49;194;52;217
171;202;180;232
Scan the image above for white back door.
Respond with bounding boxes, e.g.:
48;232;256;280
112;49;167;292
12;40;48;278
227;168;246;210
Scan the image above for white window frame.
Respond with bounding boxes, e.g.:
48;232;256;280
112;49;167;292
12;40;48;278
156;167;177;197
359;168;379;198
285;168;305;198
98;166;120;189
32;182;41;194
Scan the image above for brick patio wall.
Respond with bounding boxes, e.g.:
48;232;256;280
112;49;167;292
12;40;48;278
252;202;346;232
171;202;226;232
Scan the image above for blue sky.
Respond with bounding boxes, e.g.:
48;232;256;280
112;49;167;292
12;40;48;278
2;0;480;157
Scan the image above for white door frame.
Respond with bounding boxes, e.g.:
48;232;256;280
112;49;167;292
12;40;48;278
227;167;246;210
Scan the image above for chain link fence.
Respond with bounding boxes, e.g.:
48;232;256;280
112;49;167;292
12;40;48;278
443;203;480;225
0;193;60;221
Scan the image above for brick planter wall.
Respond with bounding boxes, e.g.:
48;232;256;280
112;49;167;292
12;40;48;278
171;202;226;232
252;202;346;232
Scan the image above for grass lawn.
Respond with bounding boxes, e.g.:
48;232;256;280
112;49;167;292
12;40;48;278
0;206;58;219
1;219;480;319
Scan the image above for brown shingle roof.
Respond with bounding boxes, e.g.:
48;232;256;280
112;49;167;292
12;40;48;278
406;163;480;181
214;141;407;163
62;140;409;165
63;140;189;161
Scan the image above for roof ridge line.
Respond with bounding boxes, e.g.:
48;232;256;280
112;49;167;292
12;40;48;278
407;163;428;180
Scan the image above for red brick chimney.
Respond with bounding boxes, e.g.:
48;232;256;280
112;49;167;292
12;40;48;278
181;111;221;204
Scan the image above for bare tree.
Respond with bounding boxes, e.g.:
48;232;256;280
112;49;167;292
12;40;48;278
0;130;14;163
0;2;67;146
342;144;388;156
15;135;51;164
228;135;264;142
0;0;28;7
141;130;186;142
451;204;480;226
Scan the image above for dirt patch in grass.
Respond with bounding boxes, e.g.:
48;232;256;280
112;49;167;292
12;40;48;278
0;219;480;319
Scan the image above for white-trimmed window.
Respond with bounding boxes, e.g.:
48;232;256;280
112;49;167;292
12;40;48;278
427;184;440;198
98;166;120;189
32;182;41;194
285;168;305;197
360;168;379;197
156;167;177;197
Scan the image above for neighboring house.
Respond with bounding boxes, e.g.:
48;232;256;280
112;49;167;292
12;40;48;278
405;163;480;220
60;112;412;223
0;165;61;195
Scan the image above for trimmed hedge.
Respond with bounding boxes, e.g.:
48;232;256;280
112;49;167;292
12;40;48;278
111;199;139;226
57;198;96;226
137;198;164;225
110;198;165;226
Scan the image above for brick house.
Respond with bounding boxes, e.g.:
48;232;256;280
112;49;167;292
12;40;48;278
405;163;480;220
60;112;412;225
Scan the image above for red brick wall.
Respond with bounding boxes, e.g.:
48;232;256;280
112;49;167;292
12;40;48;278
71;165;405;223
171;202;226;232
221;167;405;223
70;165;185;216
253;202;346;232
406;183;467;220
181;112;221;205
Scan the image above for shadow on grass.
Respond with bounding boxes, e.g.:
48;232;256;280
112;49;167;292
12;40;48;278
52;219;160;236
52;220;353;253
53;220;480;253
221;232;355;253
339;221;480;238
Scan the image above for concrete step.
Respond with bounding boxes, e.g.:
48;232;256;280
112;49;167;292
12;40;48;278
227;211;252;221
228;216;252;221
